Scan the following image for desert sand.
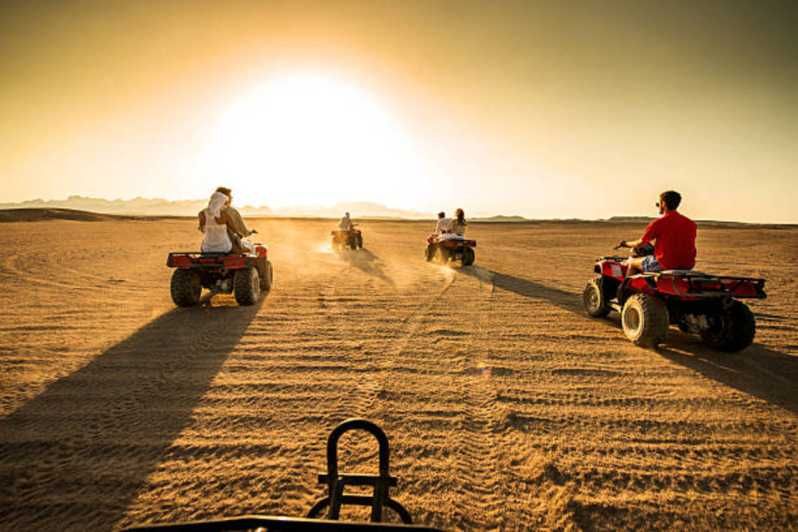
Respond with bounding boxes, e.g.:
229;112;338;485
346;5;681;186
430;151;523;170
0;217;796;530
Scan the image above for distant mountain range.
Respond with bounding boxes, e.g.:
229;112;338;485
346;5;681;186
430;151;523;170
0;196;272;217
272;201;432;219
0;196;434;219
0;197;793;227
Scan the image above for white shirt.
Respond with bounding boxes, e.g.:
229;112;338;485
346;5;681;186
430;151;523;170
435;217;452;234
201;208;233;253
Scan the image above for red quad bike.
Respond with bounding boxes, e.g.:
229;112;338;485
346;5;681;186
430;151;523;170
166;244;274;307
331;226;363;251
583;246;766;351
425;235;476;266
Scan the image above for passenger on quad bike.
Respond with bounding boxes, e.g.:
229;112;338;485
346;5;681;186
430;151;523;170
615;190;696;275
198;191;234;253
450;208;466;236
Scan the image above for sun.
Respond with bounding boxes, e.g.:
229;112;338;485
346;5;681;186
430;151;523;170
201;73;427;209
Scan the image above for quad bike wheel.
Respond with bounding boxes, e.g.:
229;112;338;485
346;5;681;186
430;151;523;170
462;247;475;266
435;245;450;264
356;233;363;249
621;293;669;348
425;244;435;262
583;277;610;318
700;300;756;352
234;267;261;306
170;269;202;307
259;260;274;292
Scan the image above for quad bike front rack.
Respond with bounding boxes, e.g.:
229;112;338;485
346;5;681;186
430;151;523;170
307;418;413;524
126;419;438;531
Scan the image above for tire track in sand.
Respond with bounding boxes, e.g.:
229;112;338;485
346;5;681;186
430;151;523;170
450;269;508;530
340;266;457;421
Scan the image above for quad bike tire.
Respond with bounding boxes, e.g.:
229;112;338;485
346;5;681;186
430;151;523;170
462;247;475;266
621;293;669;348
355;233;363;249
583;277;610;318
700;300;756;352
171;269;202;307
425;244;435;262
259;260;274;292
435;245;450;264
233;267;261;306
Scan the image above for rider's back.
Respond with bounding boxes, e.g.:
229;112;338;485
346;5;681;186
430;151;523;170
201;208;233;253
643;210;697;270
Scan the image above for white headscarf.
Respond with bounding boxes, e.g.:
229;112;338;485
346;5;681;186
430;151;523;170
207;191;227;218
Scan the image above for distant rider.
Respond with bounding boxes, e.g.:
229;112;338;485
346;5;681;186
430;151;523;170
616;190;697;276
339;212;354;232
433;211;451;236
451;208;467;236
439;208;466;240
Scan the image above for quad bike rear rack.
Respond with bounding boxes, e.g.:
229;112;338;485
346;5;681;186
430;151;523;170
167;249;267;270
126;419;441;532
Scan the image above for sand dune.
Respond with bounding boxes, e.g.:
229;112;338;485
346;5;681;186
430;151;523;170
0;219;796;530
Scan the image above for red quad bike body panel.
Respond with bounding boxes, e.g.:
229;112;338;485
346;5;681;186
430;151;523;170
438;238;476;249
597;258;628;281
651;272;766;300
166;246;268;271
331;229;361;237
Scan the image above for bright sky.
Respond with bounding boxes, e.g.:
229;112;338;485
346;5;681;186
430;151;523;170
1;0;796;222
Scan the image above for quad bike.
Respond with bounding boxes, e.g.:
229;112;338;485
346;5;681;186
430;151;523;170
583;245;766;351
126;419;443;531
331;226;363;251
166;243;273;307
425;235;476;266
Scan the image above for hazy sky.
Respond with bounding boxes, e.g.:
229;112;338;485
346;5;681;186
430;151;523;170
2;0;796;221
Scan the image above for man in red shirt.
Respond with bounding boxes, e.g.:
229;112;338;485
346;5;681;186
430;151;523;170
616;190;697;276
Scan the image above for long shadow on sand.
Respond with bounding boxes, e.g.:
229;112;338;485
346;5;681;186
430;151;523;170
0;299;261;529
338;248;394;286
462;266;798;415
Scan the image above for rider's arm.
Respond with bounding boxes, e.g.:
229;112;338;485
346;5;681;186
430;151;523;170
619;238;643;249
619;219;659;249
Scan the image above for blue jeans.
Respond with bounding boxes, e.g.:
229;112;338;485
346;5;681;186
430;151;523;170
641;255;662;273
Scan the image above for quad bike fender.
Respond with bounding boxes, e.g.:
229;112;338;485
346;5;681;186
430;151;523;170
617;275;658;306
595;259;626;281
